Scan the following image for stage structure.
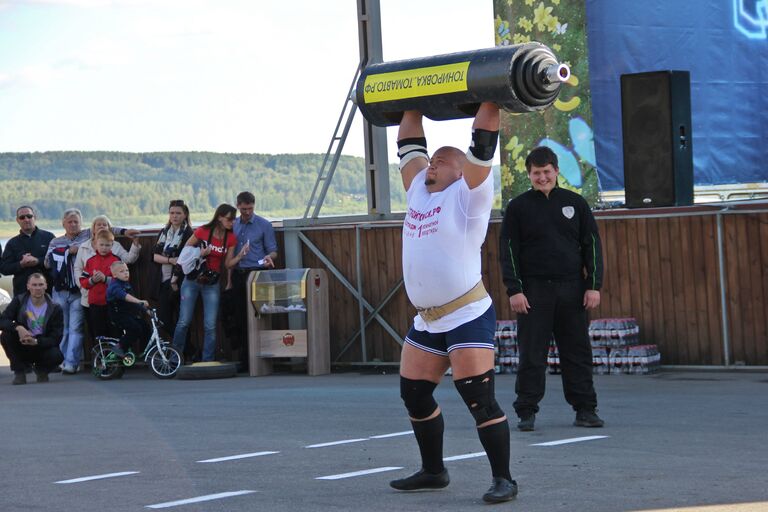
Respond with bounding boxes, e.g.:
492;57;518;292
284;0;405;362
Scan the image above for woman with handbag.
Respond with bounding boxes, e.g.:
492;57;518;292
152;199;193;338
172;204;238;362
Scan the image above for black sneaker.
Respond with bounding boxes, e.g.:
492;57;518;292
12;372;27;385
574;409;604;427
390;468;449;491
517;413;535;431
35;371;49;383
482;477;518;503
110;346;126;358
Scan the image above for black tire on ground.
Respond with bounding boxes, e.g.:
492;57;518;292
176;362;237;380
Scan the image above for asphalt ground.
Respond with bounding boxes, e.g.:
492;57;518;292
1;366;767;512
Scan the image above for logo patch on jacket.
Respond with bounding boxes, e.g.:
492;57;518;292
562;206;575;219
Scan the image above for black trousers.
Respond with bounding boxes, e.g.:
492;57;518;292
88;304;111;339
514;278;597;415
111;313;149;352
1;331;63;373
156;279;181;339
228;268;255;359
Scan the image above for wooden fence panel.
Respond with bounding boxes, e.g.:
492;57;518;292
723;213;768;365
128;206;768;367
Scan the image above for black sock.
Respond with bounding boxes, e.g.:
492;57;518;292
477;420;512;481
411;413;445;474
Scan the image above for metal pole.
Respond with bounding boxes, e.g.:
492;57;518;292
716;212;731;366
357;0;390;215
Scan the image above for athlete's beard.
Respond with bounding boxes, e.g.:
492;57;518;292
425;177;436;186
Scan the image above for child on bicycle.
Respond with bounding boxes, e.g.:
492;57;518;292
106;261;149;358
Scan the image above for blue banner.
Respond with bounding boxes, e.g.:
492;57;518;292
587;0;768;189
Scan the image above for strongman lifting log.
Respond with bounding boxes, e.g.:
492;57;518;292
354;43;569;126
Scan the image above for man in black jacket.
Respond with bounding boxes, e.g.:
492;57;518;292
0;206;55;296
0;273;64;385
499;146;604;431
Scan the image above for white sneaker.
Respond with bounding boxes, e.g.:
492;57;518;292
61;364;77;375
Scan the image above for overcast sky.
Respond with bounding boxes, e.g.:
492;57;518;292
0;0;495;163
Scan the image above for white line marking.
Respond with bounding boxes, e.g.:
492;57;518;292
55;471;140;484
145;490;257;509
305;438;368;448
316;467;403;480
197;451;279;463
369;430;413;439
444;451;486;461
531;435;609;446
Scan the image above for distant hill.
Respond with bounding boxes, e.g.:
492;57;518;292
0;152;502;227
0;151;409;223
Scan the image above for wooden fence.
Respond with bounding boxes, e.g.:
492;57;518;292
131;202;768;367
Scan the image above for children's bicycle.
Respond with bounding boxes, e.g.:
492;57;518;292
91;308;183;380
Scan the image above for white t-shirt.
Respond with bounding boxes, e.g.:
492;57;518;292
402;168;493;333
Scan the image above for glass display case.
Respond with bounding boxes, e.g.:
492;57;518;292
246;268;329;376
251;268;310;315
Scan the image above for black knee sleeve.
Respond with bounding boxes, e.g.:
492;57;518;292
400;376;439;420
454;369;505;426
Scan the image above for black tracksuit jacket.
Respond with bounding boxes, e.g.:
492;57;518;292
499;187;603;296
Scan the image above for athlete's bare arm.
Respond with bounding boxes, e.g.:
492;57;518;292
398;111;429;191
463;102;500;190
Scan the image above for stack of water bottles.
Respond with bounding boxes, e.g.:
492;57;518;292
493;317;661;375
494;320;518;374
589;318;660;374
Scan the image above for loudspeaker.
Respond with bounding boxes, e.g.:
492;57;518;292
620;71;693;208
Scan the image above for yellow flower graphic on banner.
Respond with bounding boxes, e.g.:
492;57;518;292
514;157;527;173
501;163;514;188
555;72;581;112
533;2;554;31
513;33;532;44
518;17;533;32
505;136;524;160
546;15;559;32
525;0;534;5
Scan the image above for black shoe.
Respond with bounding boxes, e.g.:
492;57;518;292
574;409;604;427
110;346;126;358
390;468;450;491
517;413;535;431
35;371;49;383
482;477;518;503
12;372;27;385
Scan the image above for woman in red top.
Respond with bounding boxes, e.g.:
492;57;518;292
172;204;239;362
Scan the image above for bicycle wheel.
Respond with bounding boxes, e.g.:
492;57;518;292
92;346;125;380
149;344;183;379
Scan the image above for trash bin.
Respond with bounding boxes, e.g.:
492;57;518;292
246;268;330;376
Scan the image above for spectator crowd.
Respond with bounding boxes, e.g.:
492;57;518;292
0;192;278;385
